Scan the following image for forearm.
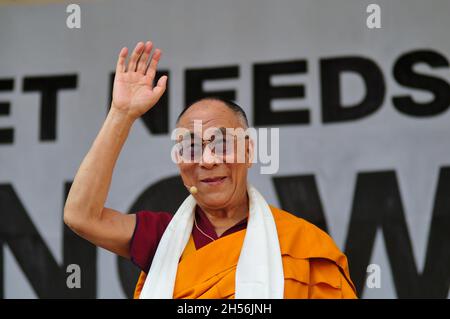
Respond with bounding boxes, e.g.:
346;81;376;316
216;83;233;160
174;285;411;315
64;106;135;226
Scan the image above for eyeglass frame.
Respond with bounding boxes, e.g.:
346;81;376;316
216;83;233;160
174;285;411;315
174;127;250;163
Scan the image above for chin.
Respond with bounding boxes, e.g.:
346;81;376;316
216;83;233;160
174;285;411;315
199;193;230;209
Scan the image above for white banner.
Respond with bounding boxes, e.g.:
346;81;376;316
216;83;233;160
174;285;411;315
0;0;449;298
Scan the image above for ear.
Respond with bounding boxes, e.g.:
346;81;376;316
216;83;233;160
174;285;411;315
171;142;184;165
246;138;255;168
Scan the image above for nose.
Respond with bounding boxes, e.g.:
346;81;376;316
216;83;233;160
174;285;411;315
199;144;219;169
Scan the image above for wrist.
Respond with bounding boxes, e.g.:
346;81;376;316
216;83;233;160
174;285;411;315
109;104;137;125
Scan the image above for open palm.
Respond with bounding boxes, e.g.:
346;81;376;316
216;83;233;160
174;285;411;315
112;41;167;120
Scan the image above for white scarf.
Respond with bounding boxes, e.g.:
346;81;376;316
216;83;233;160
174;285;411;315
139;184;284;299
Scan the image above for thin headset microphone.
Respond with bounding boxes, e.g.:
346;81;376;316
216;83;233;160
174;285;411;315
184;184;198;195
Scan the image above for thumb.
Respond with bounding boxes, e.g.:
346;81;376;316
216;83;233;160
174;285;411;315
152;75;168;101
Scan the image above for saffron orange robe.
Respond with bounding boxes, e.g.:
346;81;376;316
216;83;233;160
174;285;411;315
134;205;357;299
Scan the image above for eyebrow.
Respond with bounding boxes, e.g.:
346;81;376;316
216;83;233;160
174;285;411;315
179;127;227;140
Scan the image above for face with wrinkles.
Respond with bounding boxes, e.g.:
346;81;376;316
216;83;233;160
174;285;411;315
175;99;253;211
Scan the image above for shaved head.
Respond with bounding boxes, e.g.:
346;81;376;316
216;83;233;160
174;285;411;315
176;97;249;128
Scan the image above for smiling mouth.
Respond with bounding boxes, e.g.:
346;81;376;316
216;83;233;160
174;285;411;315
200;176;227;185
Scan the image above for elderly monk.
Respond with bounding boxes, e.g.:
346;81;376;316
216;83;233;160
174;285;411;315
64;40;357;299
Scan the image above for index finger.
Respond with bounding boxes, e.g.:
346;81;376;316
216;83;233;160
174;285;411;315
145;48;162;80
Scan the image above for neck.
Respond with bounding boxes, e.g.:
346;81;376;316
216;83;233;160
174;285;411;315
198;193;249;232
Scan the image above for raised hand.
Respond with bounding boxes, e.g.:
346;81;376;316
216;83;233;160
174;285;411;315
111;41;168;121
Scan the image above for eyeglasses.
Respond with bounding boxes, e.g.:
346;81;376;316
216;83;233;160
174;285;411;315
175;131;249;163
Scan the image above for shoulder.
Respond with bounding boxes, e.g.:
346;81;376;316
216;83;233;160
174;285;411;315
270;205;356;295
270;206;356;294
134;210;173;227
130;210;173;273
269;205;340;259
132;210;173;244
